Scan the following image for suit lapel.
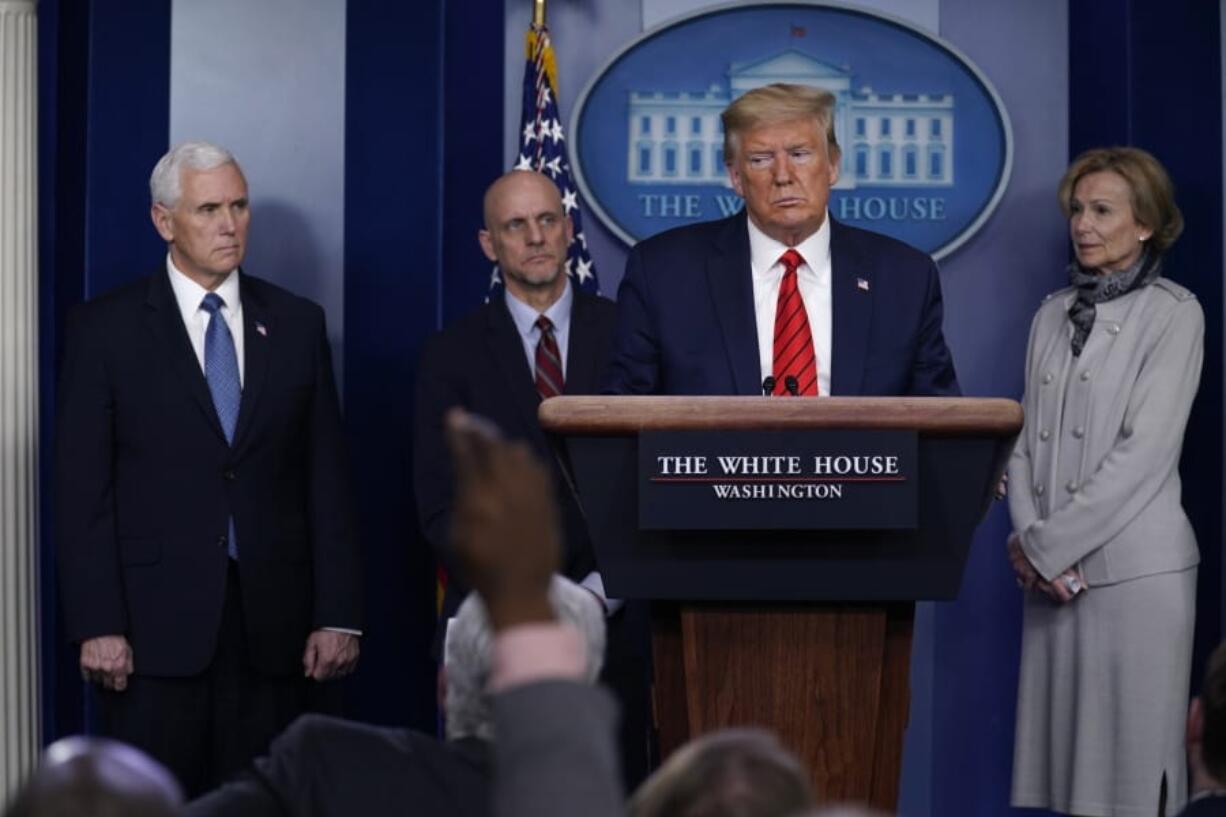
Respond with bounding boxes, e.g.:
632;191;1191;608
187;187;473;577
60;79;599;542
707;213;762;395
144;270;229;443
486;297;548;447
232;273;271;451
564;291;600;393
829;219;871;396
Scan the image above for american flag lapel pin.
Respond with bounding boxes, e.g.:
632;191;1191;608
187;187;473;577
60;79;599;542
255;321;268;337
856;278;870;292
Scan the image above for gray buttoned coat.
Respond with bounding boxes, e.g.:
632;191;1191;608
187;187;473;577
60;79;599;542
1007;276;1203;815
1009;277;1202;585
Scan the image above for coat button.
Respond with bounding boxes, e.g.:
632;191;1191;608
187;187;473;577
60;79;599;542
1080;370;1091;382
1039;429;1051;441
1035;484;1045;496
223;469;236;481
1041;373;1053;385
1072;427;1084;439
1121;426;1133;438
1066;481;1079;493
217;535;228;548
1108;324;1121;335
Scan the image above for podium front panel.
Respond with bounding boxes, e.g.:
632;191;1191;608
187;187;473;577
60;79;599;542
567;434;1003;602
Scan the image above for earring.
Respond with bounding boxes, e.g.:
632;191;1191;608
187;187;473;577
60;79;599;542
1138;234;1150;243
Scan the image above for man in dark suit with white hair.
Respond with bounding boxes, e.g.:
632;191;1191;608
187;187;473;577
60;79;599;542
56;141;362;796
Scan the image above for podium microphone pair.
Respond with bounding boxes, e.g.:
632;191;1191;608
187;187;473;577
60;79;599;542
761;375;799;396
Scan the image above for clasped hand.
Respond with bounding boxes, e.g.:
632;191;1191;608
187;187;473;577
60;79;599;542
1007;532;1084;604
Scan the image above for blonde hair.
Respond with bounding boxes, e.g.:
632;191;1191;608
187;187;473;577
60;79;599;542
722;83;839;165
1058;146;1183;254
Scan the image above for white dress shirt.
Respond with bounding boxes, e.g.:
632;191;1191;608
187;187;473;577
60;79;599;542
503;279;618;615
166;256;245;385
747;214;833;395
504;277;573;379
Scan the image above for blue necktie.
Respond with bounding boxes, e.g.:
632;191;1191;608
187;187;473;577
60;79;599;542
201;293;240;558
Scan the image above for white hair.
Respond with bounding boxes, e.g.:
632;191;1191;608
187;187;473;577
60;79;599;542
443;574;606;741
149;141;240;207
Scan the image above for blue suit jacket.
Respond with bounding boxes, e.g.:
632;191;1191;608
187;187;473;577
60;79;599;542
601;212;959;396
56;270;362;677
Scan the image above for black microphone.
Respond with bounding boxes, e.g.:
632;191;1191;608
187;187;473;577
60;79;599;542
761;376;776;396
784;375;799;396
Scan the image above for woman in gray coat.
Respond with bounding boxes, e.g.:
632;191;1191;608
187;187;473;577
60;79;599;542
1007;147;1202;817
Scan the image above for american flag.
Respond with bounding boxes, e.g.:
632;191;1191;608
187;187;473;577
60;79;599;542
491;22;600;294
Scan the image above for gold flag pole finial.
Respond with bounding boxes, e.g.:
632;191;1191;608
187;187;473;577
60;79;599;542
533;0;546;27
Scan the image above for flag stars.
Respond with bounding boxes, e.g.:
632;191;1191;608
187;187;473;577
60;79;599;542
573;256;593;283
503;27;600;294
535;118;564;144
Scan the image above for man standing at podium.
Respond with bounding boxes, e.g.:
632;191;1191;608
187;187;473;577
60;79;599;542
601;83;960;398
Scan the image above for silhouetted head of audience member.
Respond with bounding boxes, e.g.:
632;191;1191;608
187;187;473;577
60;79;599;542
797;806;892;817
442;573;606;741
1189;641;1226;794
4;736;182;817
628;728;813;817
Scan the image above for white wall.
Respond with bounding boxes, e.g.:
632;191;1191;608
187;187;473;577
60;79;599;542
170;0;347;371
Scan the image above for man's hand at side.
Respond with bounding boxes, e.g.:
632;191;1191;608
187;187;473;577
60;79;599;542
302;630;360;681
80;635;134;691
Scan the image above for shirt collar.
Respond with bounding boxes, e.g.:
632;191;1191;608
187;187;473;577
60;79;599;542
746;213;831;277
503;277;573;337
166;254;242;321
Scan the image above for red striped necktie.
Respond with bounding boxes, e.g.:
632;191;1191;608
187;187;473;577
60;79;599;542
534;315;564;399
772;249;819;396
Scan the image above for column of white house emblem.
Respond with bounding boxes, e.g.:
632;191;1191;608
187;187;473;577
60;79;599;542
0;0;41;804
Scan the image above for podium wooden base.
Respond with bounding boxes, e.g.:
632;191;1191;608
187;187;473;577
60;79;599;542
651;602;914;811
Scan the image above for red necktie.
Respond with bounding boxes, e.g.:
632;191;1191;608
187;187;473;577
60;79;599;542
534;315;564;399
772;249;818;396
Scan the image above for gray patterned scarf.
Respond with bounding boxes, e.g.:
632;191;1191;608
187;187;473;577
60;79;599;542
1067;251;1161;356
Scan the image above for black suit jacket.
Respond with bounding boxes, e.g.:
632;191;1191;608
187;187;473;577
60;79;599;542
1180;794;1226;816
413;288;618;619
56;270;361;677
601;212;959;397
185;714;490;817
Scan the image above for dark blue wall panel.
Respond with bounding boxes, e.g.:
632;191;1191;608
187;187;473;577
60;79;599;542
442;0;507;319
82;0;171;296
342;0;506;731
39;0;171;742
1070;0;1224;692
343;0;448;731
38;0;76;746
1067;2;1132;151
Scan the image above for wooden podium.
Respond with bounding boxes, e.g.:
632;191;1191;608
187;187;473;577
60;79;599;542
540;396;1021;810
